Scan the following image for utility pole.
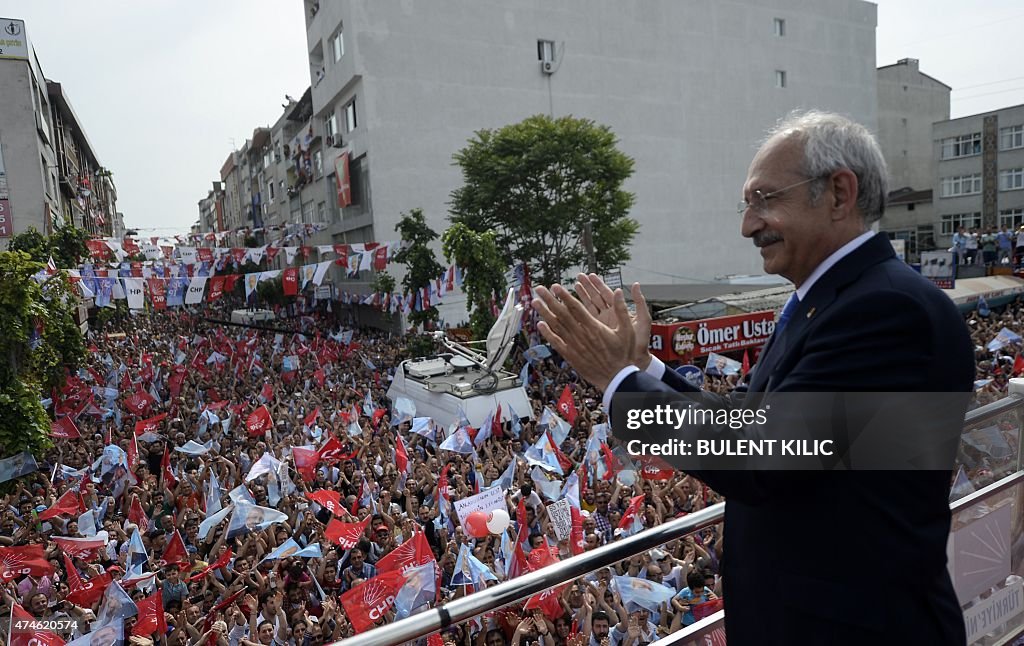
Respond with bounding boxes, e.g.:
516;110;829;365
582;221;598;275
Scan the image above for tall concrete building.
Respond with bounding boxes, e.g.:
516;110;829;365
299;0;879;290
0;18;117;240
933;104;1024;247
876;58;950;261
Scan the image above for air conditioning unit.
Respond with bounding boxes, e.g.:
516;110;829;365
541;60;555;75
331;134;344;148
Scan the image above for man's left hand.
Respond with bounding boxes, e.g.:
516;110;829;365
531;283;635;391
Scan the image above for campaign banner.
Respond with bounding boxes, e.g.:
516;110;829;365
452;486;506;525
185;277;207;304
650;310;776;363
920;250;955;289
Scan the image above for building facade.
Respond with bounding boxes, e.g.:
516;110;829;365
297;0;879;290
875;58;950;261
933;104;1024;248
0;18;116;241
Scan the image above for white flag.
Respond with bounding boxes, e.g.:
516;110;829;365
313;261;332;286
185;277;208;304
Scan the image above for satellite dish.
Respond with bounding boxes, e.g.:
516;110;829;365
449;356;474;369
485;288;523;372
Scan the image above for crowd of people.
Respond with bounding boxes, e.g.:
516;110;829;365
2;275;1019;646
0;295;726;646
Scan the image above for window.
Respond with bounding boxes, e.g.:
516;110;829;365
773;18;785;36
268;178;275;202
537;40;555;63
940;213;982;235
940;133;982;159
331;29;344;62
343;98;357;133
302;201;314;225
939;174;982;198
999;208;1024;230
1001;125;1024;151
324;112;337;140
1000;168;1024;191
886;229;917;255
314;150;323;178
317;201;326;223
775;70;786;88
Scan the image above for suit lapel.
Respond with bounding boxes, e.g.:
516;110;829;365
748;234;896;392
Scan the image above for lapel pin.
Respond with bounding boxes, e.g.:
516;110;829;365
806;307;816;319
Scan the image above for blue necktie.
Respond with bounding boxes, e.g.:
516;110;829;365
774;294;799;337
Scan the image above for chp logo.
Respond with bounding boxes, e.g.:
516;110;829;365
361;578;397;622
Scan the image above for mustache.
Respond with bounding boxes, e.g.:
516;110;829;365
753;231;784;247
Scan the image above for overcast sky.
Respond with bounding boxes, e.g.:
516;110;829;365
2;0;1022;237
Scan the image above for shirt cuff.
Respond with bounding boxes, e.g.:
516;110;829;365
602;366;640;412
645;356;667;380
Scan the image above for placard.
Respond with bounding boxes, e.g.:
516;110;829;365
549;498;572;541
452;486;506;525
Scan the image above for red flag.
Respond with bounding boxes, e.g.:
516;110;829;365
66;569;112;607
207;276;226;302
305;490;344;516
439;464;451;502
135;413;168;436
132;589;168;637
188;548;232;582
53;536;107;560
375;532;434;574
599;442;617;481
123;390;156;416
292;447;319;481
525;582;570;619
129;494;150;533
63;554;82;589
618;494;645;531
10;603;64;646
260;382;274;403
427;634;444;646
693;598;725;622
0;545;56;581
266;246;280;262
303;408;320;429
246;405;273;436
492;403;503;439
395;434;410;474
51;416;81;439
317;436;345;464
741;349;751;377
325;516;371;549
38;489;82;520
168;369;186;399
547;431;574;473
1014;354;1024;377
557;386;578;425
340;569;407;633
161;445;177;489
160;530;189;569
282;268;299;296
314;368;326;388
636;454;675;481
569;507;585;556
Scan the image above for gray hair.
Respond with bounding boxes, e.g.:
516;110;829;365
765;110;888;222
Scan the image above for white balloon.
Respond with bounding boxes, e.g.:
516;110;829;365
486;508;511;534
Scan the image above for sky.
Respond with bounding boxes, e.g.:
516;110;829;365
2;0;1022;237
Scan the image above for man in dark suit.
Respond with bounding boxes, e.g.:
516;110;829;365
532;111;974;644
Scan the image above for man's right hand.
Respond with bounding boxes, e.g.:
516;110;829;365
573;274;653;370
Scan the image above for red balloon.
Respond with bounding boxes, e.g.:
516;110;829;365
464;510;490;538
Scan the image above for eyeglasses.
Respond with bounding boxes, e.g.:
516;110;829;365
736;176;823;216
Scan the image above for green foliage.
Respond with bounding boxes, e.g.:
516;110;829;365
370;272;397;322
9;223;92;270
442;223;507;340
257;277;286;307
0;251;87;460
449;114;639;286
405;334;437;358
7;228;50;263
49;222;90;268
393;209;444;328
244;235;259;248
94;301;128;331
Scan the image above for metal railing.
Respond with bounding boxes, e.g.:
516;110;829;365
335;392;1024;646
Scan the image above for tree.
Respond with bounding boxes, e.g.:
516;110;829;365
442;223;507;340
370;271;396;322
49;222;90;269
7;228;50;263
449;114;639;286
257;277;286;307
393;209;444;329
0;252;86;462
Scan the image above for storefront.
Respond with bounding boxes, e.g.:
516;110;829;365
649;310;776;365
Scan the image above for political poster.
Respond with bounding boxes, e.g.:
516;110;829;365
453;486;506;526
